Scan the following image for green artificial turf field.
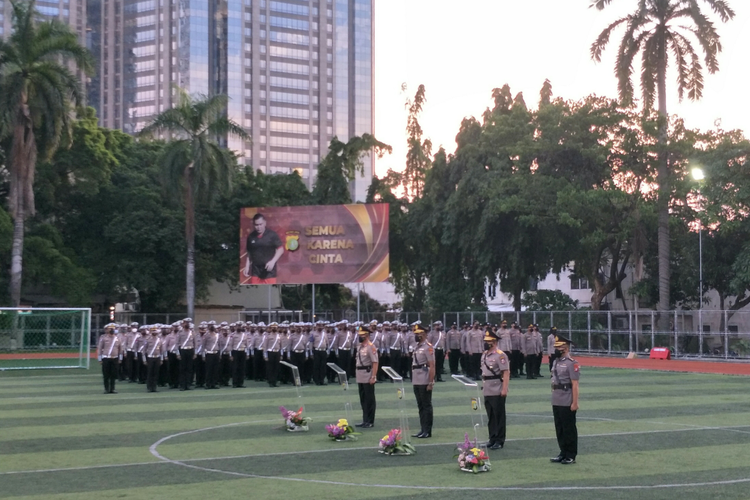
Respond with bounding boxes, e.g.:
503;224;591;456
1;366;749;500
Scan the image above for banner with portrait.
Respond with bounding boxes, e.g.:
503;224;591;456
239;204;389;285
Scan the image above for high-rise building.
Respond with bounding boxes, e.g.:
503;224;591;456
1;0;87;51
90;0;374;201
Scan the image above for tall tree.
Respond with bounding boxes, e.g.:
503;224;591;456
403;84;432;198
591;0;734;322
0;0;93;305
140;90;249;319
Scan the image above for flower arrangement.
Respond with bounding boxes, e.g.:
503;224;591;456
279;406;311;432
455;433;491;473
325;418;359;441
378;428;416;455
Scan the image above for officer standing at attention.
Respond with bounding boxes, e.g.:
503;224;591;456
550;333;580;465
143;325;165;393
509;322;522;378
481;328;509;449
411;323;435;438
547;326;558;372
97;323;122;394
230;322;248;388
177;318;196;391
203;323;221;389
429;320;446;382
447;323;462;375
263;322;283;387
355;325;379;428
309;321;329;385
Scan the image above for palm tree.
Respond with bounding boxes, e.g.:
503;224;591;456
590;0;734;321
0;0;94;306
140;90;249;319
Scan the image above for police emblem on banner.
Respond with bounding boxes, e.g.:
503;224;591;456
471;397;478;411
285;231;300;251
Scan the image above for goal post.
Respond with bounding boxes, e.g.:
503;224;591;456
0;308;92;370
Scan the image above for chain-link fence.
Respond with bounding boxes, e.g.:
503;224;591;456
92;309;750;360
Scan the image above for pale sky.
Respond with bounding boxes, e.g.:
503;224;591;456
373;0;750;177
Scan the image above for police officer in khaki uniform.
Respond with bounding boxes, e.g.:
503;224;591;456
218;323;232;386
263;322;283;387
97;323;122;394
176;318;196;391
447;323;462;375
309;321;329;385
547;326;557;372
143;325;165;392
481;328;509;449
428;320;446;382
522;323;543;379
354;325;379;428
230;322;249;388
203;323;221;389
411;323;435;438
550;333;580;465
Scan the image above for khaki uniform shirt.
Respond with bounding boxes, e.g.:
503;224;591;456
290;331;308;353
355;341;378;383
231;331;249;351
386;330;402;352
144;335;165;359
510;328;522;350
310;329;328;351
125;331;139;352
203;332;220;353
547;333;556;355
338;330;354;351
522;332;543;355
447;328;462;350
219;333;232;355
135;334;147;354
481;348;509;396
177;328;195;350
468;328;484;354
497;327;512;352
263;332;283;352
551;356;580;406
411;341;435;385
97;333;122;360
165;332;178;354
428;330;446;350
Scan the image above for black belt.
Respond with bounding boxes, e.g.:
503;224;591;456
553;384;571;390
147;356;161;359
483;375;503;381
356;366;371;371
413;363;427;369
315;349;327;352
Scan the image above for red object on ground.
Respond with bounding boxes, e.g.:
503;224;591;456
649;347;671;360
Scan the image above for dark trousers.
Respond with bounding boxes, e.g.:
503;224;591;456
290;351;307;384
178;348;194;390
327;351;338;382
146;357;160;391
471;353;482;379
435;349;445;380
253;349;265;381
377;353;389;381
158;357;169;386
389;350;402;379
312;350;327;385
401;354;412;379
279;353;290;384
220;354;232;385
194;356;206;387
461;352;469;375
266;351;281;386
536;353;543;376
358;382;376;424
553;405;578;459
413;385;433;433
245;353;254;380
511;350;522;375
231;350;246;387
205;353;220;388
126;351;137;382
526;355;537;378
101;358;118;393
548;352;557;371
485;395;507;445
167;352;180;388
448;349;461;374
338;350;351;379
137;353;147;383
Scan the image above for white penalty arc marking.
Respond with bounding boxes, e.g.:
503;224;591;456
146;422;750;492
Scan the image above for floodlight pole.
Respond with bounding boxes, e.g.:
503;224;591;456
312;284;316;322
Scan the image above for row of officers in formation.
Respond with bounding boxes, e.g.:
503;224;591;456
95;318;556;395
97;318;579;464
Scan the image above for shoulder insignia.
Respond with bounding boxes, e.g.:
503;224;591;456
574;363;580;372
500;357;506;364
428;347;434;355
370;346;377;354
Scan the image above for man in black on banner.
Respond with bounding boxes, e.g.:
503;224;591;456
243;213;284;284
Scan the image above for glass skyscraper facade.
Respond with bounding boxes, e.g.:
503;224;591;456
90;0;374;200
